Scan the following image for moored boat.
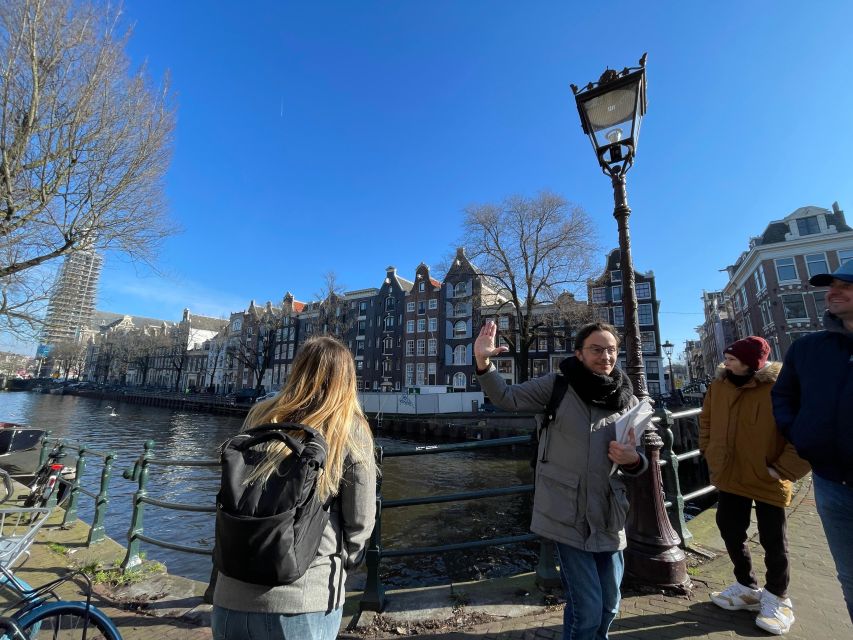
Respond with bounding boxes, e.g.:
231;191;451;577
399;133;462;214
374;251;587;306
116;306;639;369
0;422;46;476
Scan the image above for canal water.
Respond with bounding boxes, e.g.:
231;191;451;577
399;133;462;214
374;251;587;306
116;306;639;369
0;392;536;587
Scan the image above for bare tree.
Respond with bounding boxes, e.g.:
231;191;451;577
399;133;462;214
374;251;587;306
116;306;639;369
228;306;281;395
462;191;599;382
0;0;176;334
301;271;350;341
206;333;228;393
49;339;86;380
127;330;168;387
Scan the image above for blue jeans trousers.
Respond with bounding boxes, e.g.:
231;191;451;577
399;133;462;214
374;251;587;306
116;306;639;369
555;542;624;640
814;473;853;624
212;606;343;640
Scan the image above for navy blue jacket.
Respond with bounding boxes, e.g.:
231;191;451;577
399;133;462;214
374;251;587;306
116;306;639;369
772;313;853;485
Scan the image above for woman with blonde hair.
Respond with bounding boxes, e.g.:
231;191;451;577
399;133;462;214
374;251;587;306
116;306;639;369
212;336;377;640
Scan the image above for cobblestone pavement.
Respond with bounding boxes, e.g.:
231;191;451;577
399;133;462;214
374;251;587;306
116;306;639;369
395;475;852;640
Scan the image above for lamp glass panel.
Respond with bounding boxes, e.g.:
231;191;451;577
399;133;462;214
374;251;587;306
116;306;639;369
580;79;640;151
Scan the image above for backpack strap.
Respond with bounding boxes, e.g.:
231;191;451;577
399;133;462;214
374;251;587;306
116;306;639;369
237;423;327;468
536;373;569;465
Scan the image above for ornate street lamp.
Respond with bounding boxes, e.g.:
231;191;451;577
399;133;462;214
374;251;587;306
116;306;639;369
571;54;688;588
571;54;648;398
662;339;675;397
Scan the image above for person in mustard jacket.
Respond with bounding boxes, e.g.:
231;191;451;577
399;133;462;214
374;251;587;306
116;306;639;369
699;336;810;636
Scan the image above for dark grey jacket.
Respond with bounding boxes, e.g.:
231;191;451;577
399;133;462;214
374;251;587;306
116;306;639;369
478;366;646;552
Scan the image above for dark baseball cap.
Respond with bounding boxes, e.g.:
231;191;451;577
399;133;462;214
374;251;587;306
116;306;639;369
809;260;853;286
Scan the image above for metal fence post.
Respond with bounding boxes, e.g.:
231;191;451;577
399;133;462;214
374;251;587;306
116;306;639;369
360;446;385;612
61;446;86;526
87;453;114;545
535;539;561;589
121;440;153;569
657;406;692;547
37;432;52;468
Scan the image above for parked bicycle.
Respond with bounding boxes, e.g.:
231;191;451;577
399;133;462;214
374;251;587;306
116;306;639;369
0;565;122;640
20;444;73;509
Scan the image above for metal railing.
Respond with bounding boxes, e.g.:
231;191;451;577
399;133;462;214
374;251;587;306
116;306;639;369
120;440;218;569
360;435;536;612
115;407;715;609
12;434;117;545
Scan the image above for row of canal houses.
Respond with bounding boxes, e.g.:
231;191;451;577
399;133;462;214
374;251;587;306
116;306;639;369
81;247;668;397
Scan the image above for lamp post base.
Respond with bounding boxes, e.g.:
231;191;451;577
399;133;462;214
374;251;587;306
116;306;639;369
625;541;689;589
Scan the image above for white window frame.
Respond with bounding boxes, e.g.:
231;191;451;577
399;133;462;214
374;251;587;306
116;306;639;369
417;318;426;332
428;338;437;356
453;320;467;338
453;372;466;389
498;316;509;330
406;301;415;312
635;282;651;299
638;303;654;326
453;345;467;365
406;320;414;333
416;339;425;356
781;293;808;321
405;363;414;386
753;264;766;293
429;298;438;309
405;340;414;356
592;287;607;304
612;306;624;326
640;331;656;353
805;252;829;278
775;257;798;283
612;285;622;303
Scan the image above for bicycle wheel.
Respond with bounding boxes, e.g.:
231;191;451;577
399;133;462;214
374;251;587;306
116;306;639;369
13;601;122;640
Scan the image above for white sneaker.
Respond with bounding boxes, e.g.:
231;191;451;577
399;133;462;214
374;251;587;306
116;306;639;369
710;582;763;611
755;590;795;635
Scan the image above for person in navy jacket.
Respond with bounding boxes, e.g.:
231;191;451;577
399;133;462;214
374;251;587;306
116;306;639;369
772;259;853;624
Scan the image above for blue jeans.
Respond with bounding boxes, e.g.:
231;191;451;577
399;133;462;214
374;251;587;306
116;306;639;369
814;473;853;624
212;606;343;640
555;542;624;640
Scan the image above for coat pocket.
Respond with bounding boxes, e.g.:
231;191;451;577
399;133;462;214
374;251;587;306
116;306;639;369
606;477;630;533
535;464;581;524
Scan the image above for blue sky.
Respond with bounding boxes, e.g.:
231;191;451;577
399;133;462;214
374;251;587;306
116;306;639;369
8;1;853;358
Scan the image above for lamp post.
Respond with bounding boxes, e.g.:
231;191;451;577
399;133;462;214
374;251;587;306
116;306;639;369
662;339;674;397
571;54;688;588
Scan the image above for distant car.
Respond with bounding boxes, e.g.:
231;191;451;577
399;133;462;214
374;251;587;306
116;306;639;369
255;392;278;403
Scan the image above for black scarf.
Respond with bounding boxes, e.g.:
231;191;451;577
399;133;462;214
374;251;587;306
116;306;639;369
726;370;754;388
560;356;633;412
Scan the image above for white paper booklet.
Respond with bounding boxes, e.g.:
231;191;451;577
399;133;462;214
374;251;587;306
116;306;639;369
610;398;655;476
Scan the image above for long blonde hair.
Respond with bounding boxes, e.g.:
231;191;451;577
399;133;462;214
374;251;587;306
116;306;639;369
242;335;375;502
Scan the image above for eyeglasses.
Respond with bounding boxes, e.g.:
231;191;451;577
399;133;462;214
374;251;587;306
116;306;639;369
583;345;618;356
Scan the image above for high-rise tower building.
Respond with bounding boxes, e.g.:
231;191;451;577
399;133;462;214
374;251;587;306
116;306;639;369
39;250;103;350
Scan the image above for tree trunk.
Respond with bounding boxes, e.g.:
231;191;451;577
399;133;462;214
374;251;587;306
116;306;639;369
517;342;530;383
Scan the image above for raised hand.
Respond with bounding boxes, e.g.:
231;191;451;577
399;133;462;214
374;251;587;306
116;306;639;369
474;320;509;370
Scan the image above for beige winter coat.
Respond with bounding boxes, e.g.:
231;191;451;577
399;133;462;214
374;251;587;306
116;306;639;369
699;362;810;507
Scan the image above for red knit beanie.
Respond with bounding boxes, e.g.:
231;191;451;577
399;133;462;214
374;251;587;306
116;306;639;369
724;336;770;371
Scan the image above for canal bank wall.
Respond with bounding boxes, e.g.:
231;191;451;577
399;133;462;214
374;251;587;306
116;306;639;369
70;388;540;440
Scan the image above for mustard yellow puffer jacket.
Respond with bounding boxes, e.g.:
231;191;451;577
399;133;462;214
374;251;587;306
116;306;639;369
699;362;810;507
